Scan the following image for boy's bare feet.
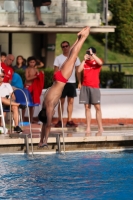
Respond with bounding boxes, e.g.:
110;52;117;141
77;26;90;38
38;142;48;148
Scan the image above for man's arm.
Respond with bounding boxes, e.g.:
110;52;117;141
89;48;103;65
54;66;59;73
91;54;103;65
78;60;85;73
76;66;82;89
35;60;44;69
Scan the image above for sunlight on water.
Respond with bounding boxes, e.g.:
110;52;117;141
0;151;133;199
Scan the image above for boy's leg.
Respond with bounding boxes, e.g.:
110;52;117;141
42;107;54;145
39;106;54;146
38;123;46;147
61;27;90;80
30;107;35;123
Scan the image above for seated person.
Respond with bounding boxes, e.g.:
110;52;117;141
14;55;27;71
0;69;25;133
0;52;7;63
1;54;14;83
11;67;24;89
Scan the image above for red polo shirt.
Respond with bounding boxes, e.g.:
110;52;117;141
1;63;13;83
82;59;102;88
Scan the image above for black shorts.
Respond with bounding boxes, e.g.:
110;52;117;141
61;83;77;98
32;0;51;7
79;86;101;104
38;108;47;124
2;104;10;111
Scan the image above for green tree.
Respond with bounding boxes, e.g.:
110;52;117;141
108;0;133;55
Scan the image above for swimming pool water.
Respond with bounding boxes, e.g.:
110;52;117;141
0;151;133;200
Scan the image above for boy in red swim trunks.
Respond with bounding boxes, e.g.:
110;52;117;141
24;56;44;123
38;26;90;148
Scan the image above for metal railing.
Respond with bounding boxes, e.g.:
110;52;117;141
18;0;24;25
103;63;133;88
103;63;133;72
16;0;103;26
124;75;133;88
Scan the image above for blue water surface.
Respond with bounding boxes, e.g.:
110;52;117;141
0;151;133;200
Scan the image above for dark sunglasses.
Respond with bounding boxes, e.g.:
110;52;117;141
0;76;4;78
62;45;69;48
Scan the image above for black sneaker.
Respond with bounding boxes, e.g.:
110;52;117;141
14;126;23;133
38;21;45;25
66;121;78;127
54;121;62;127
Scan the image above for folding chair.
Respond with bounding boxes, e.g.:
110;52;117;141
0;97;7;134
12;88;38;155
14;88;39;127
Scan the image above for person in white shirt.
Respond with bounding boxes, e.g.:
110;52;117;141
0;70;25;133
54;41;81;127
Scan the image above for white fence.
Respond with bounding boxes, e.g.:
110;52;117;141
31;89;133;119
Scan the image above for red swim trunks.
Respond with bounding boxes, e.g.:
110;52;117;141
53;70;68;83
24;84;33;92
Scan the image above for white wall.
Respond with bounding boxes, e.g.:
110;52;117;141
0;33;8;53
31;89;133;119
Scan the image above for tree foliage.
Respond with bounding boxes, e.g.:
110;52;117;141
108;0;133;55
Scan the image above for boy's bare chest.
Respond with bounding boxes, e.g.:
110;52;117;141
28;68;37;75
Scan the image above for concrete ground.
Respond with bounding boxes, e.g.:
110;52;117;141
0;119;133;154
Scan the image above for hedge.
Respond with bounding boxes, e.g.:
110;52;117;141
15;68;125;89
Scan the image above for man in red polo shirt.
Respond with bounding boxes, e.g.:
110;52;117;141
1;54;14;83
78;47;103;136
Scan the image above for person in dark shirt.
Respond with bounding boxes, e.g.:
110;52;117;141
14;55;27;70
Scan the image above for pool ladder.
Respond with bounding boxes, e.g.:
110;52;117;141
9;88;34;156
59;100;65;154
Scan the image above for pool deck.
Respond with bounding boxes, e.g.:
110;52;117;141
0;120;133;154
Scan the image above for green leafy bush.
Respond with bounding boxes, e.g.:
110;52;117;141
15;68;54;89
16;68;125;89
100;71;125;88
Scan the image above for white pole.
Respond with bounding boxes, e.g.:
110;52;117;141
59;100;65;154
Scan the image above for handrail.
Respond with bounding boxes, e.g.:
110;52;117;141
10;88;34;156
59;100;65;154
18;0;24;25
103;63;133;72
103;63;133;65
